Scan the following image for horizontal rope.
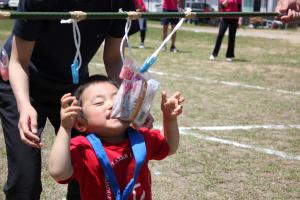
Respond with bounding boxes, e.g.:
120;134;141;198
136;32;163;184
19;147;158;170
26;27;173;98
0;11;280;20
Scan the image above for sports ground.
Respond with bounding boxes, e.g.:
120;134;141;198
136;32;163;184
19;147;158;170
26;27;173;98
0;20;299;199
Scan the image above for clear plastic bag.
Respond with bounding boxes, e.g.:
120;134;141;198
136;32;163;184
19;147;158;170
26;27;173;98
111;58;159;128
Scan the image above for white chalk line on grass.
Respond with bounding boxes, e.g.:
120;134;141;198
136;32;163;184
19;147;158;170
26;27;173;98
180;127;300;160
150;71;300;96
90;62;300;96
154;124;300;160
182;131;300;161
179;124;300;131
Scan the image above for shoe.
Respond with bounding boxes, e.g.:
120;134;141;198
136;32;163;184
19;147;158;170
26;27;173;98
139;42;145;49
162;45;167;52
209;55;216;60
170;46;178;53
226;57;233;62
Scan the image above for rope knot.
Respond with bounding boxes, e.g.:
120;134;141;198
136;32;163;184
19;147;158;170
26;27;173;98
0;11;11;20
126;11;142;20
185;10;196;19
69;11;87;21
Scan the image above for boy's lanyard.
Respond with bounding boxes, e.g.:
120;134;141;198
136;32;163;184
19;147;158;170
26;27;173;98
86;128;146;200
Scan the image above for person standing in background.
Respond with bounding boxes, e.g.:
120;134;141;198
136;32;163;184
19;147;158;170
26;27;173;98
210;0;242;62
136;0;147;48
161;0;184;53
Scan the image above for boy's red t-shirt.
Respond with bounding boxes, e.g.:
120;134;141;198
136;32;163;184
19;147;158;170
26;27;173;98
60;128;169;200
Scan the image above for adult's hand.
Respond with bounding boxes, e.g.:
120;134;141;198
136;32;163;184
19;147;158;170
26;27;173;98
18;104;42;148
275;0;300;23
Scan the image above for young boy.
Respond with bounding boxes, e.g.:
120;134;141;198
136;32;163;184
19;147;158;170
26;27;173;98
48;74;185;200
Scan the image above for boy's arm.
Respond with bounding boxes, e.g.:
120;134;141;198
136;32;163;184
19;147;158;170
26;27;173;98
161;91;185;155
48;126;74;181
163;116;180;155
48;93;81;181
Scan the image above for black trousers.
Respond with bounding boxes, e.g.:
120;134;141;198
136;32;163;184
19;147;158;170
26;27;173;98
212;18;239;58
0;83;81;200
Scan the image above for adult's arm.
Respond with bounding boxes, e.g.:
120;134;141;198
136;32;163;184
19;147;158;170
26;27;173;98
221;0;229;8
238;0;243;27
9;36;41;148
103;36;123;85
178;0;185;9
103;0;139;84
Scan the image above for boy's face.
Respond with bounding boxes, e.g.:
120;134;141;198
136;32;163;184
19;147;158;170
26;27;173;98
79;82;129;137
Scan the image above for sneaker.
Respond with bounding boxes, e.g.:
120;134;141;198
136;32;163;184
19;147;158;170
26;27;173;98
139;42;145;49
209;54;216;60
170;46;178;53
162;45;167;52
226;57;233;62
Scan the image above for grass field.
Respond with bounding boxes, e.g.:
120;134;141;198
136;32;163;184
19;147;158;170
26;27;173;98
0;19;300;199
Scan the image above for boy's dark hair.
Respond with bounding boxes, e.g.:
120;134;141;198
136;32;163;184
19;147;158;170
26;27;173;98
73;74;119;106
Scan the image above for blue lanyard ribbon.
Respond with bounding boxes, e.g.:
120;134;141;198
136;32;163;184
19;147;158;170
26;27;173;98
86;127;146;200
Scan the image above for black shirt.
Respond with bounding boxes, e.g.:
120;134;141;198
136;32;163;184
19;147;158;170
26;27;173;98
4;0;138;100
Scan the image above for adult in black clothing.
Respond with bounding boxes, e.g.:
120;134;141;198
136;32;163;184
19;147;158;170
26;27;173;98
0;0;139;199
210;0;242;62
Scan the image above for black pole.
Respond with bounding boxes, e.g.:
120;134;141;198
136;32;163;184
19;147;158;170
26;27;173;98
0;11;280;20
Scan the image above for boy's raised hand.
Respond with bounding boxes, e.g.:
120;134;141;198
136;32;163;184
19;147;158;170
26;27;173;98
60;93;82;131
161;91;185;120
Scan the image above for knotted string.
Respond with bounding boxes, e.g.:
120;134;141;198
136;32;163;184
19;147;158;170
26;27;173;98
61;16;82;84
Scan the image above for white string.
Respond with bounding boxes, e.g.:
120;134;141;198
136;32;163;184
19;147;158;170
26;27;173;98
60;19;82;71
120;19;132;63
120;9;189;72
137;10;189;74
72;21;82;70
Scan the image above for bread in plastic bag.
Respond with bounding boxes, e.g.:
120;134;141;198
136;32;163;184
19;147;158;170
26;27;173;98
111;58;159;128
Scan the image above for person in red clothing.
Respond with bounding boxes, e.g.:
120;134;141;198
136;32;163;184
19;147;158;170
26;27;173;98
161;0;184;53
136;0;147;48
210;0;242;62
48;74;185;200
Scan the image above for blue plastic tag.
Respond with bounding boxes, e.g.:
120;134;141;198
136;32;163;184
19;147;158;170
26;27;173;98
139;56;157;73
71;60;79;84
